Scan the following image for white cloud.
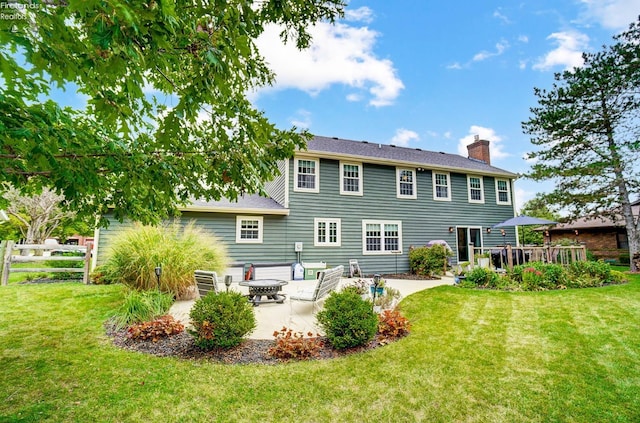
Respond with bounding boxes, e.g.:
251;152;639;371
346;93;362;102
493;9;511;24
473;40;509;62
391;128;420;147
443;131;452;139
289;109;312;129
446;62;463;70
255;21;404;107
578;0;640;30
533;31;589;71
457;126;510;160
344;6;374;23
518;35;529;43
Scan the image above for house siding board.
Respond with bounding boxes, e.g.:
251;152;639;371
263;160;287;206
283;158;517;274
97;145;517;275
96;213;294;266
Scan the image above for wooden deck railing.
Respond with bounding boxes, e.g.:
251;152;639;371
469;244;587;271
0;240;93;286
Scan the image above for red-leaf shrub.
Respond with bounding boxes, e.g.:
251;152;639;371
126;315;184;342
267;327;323;360
378;310;411;339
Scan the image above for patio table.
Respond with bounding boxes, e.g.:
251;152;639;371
239;279;288;306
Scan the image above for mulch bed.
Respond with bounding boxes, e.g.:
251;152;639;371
105;322;398;365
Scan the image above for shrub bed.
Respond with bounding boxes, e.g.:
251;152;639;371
458;260;626;291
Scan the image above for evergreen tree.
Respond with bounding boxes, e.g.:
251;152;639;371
523;18;640;271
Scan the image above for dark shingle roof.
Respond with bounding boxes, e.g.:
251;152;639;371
184;194;288;214
304;135;517;178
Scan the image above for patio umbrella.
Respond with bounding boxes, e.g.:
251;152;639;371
493;215;557;245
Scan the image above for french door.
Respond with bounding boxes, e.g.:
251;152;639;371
456;227;482;262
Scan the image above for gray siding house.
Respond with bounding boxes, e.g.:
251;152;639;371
95;136;518;275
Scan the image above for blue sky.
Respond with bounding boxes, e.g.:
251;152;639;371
250;0;640;210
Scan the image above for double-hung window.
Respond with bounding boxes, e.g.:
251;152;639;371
467;175;484;203
314;218;341;247
433;172;451;201
362;220;402;255
340;162;363;196
236;216;263;243
495;179;512;205
294;158;319;193
396;168;417;199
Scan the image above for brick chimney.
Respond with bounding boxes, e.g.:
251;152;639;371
466;135;490;165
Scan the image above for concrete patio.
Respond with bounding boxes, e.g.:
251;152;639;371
169;276;455;339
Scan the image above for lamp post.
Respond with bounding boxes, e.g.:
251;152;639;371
154;265;162;286
372;274;381;310
224;275;233;292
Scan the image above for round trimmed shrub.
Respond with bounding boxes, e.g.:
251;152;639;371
100;221;228;299
188;291;256;350
316;290;378;350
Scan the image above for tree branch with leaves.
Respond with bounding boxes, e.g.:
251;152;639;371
0;0;345;226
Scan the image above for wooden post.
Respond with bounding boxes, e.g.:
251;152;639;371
1;240;14;286
468;243;475;268
506;244;513;271
83;242;93;284
0;241;6;286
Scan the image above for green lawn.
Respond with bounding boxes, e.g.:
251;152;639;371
1;274;639;422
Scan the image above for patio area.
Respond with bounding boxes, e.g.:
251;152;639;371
170;276;455;339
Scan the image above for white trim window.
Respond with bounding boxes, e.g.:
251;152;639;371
467;175;484;203
495;179;512;205
432;171;451;201
314;218;341;247
396;168;417;199
340;162;363;196
236;216;263;243
362;220;402;255
294;158;319;193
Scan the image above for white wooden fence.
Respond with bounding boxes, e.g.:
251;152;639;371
0;240;93;286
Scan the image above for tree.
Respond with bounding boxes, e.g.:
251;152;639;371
5;186;77;244
0;0;345;226
518;194;562;245
523;18;640;271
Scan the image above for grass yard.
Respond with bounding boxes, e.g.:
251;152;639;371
1;274;639;422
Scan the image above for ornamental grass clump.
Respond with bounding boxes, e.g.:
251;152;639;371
188;291;256;350
112;289;174;329
101;221;228;299
316;290;378;350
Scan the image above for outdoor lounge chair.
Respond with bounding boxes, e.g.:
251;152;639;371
195;270;220;297
290;265;344;313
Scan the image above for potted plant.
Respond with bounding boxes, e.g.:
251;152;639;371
477;252;491;269
454;262;470;284
369;276;385;297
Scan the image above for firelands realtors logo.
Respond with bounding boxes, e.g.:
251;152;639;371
0;1;40;20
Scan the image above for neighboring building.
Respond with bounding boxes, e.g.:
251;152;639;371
95;136;518;275
546;200;639;262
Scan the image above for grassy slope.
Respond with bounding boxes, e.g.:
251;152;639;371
1;276;639;422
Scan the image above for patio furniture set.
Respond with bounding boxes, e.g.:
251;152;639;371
194;265;344;309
